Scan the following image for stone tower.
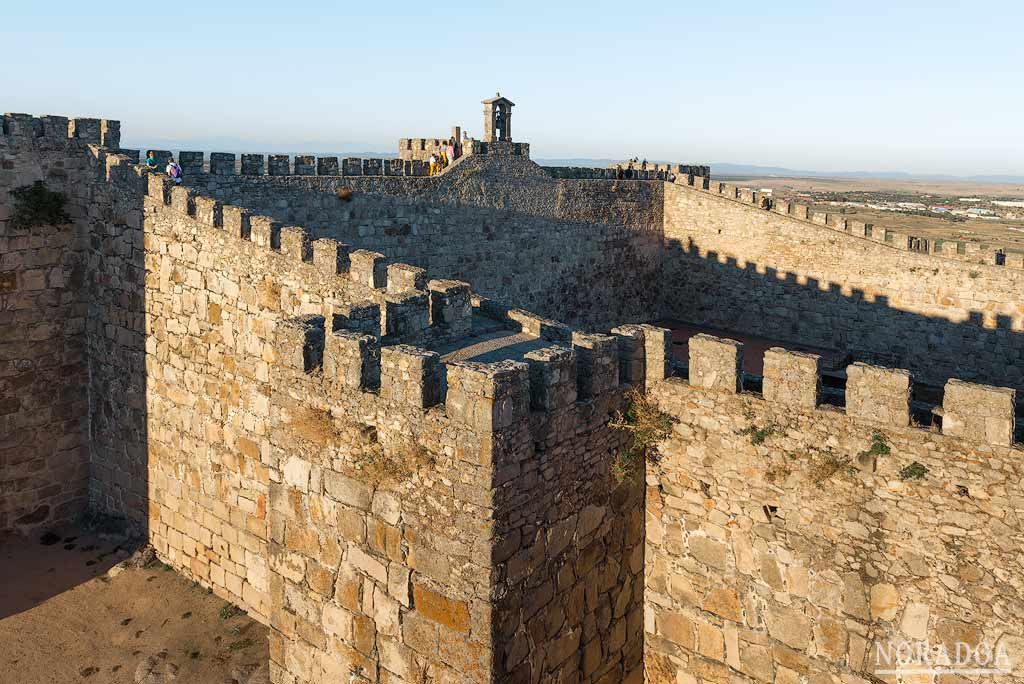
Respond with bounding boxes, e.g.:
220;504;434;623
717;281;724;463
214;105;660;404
482;93;514;143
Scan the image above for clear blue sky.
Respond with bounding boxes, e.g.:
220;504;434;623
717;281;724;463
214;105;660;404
3;1;1022;175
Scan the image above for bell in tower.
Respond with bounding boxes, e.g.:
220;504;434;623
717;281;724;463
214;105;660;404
482;93;515;143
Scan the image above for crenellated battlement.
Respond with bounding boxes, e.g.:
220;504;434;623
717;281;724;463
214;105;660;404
675;172;1024;270
140;171;488;349
137;150;432;177
544;163;710;181
1;112;120;148
682;332;1020;448
274;313;672;444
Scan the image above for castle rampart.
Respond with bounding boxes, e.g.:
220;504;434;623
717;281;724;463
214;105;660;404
4;100;1024;684
663;176;1024;392
645;334;1023;684
176;153;666;331
0;113;123;532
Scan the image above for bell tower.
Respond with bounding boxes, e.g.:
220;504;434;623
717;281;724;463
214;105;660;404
482;93;515;143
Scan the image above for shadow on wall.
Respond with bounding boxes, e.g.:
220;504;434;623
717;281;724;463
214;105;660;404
0;137;149;615
662;237;1024;396
184;174;666;330
85;158;150;542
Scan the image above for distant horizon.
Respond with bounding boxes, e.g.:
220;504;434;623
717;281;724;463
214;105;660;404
117;134;1024;185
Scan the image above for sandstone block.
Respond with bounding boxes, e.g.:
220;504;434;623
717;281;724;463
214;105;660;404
689;334;743;393
942;379;1016;446
846;363;911;428
763;347;820;409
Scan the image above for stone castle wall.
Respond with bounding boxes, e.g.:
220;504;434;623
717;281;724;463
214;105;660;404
0;114;119;533
662;179;1024;391
266;316;650;682
7;107;1024;684
644;334;1022;684
100;158;654;682
128;167;504;622
181;154;665;330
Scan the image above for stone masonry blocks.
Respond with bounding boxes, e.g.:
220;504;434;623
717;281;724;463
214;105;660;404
349;249;387;289
611;325;646;388
280;226;312;262
386;263;428;294
178;151;204;175
292;155;315;176
209;152;235;175
222;206;251;239
250;216;282;250
846;363;912;428
268;155;290;175
943;379;1016;446
100;119;120;148
572;332;619;400
382;291;429;338
68;117;100;143
763;348;821;409
240;154;264;175
446;361;530;433
193;196;223;228
169;186;196;216
324;330;380;390
316;157;339;175
312;238;349;275
508;309;572;342
332;302;381;338
427;280;472;338
688;334;743;393
523;346;577;412
379;345;443;408
277;316;326;373
610;324;670;391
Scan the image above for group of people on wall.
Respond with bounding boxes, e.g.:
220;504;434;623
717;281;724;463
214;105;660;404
428;138;461;176
145;151;183;184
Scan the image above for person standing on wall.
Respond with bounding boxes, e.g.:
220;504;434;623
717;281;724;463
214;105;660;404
428;151;438;176
446;138;456;164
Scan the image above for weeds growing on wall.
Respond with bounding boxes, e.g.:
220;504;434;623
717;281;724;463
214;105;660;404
286;407;433;486
348;429;433;487
740;423;780;445
861;431;891;458
8;181;70;230
287;406;338;446
805;453;853;485
609;388;676;484
899;461;929;481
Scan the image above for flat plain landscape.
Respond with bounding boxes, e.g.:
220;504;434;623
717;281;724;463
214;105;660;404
721;174;1024;252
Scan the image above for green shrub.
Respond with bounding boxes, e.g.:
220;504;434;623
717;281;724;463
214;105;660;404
609;389;676;484
9;181;70;230
899;461;928;481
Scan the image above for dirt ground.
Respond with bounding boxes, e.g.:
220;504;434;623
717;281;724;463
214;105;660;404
0;527;269;684
720;175;1024;199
